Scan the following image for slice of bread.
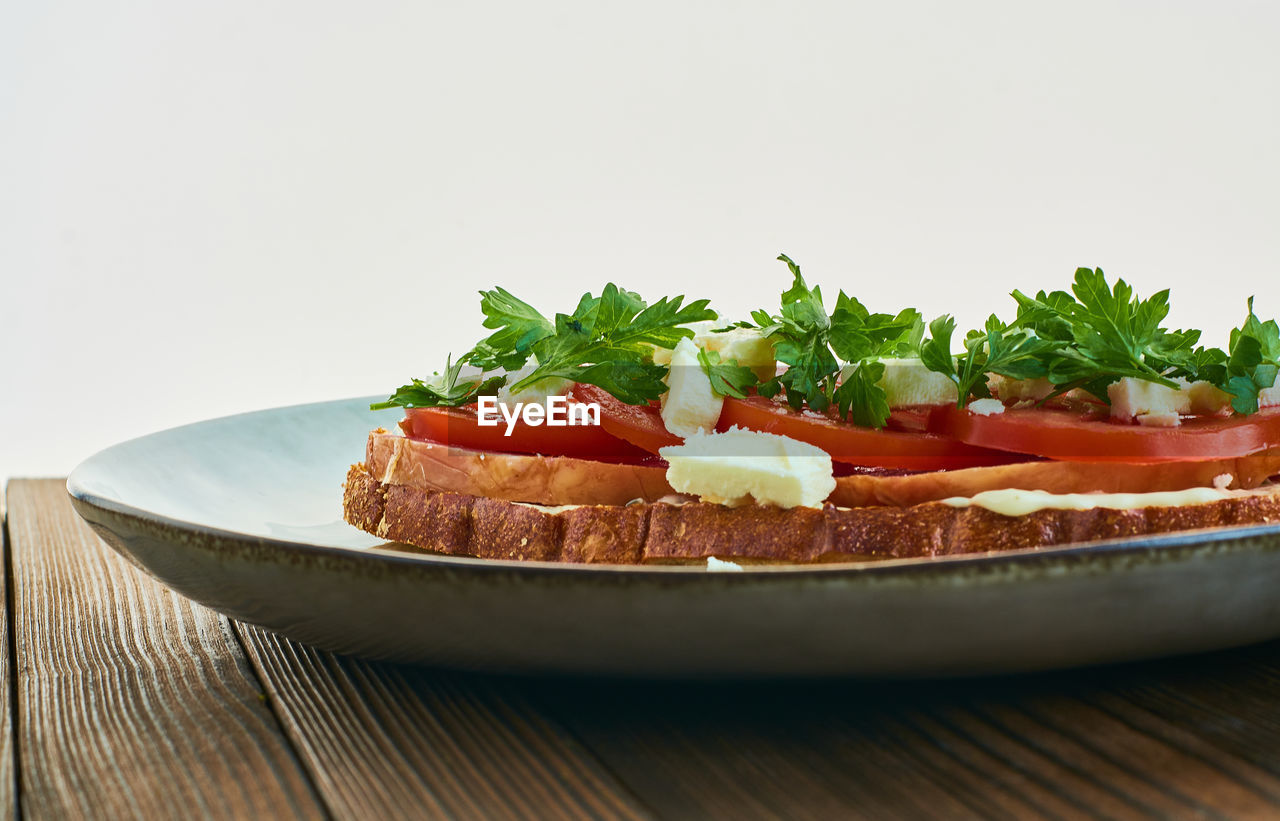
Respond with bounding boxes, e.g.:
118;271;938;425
343;464;1280;565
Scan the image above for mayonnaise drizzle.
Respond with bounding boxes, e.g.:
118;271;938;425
941;487;1236;517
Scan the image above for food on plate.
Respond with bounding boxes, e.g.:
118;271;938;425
345;257;1280;564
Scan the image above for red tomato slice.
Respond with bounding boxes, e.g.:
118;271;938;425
401;405;654;463
569;384;682;454
883;405;942;434
719;396;1024;470
933;404;1280;462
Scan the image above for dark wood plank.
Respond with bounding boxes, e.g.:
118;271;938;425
528;650;1280;821
531;681;1043;821
7;479;326;820
0;485;16;821
235;623;652;821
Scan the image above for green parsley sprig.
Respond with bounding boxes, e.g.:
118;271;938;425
370;353;506;410
373;283;716;410
922;268;1276;411
751;254;921;427
1006;268;1213;401
506;284;716;403
696;349;757;399
1224;297;1280;414
919;315;1059;407
375;260;1280;425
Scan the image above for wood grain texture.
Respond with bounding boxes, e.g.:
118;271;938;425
21;472;1280;820
0;485;15;821
529;648;1280;821
7;480;325;820
236;623;652;821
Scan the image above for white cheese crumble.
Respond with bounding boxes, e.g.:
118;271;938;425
870;358;959;407
659;426;836;509
995;376;1055;403
1135;412;1181;428
496;355;573;405
653;323;777;380
1107;376;1263;427
706;327;778;381
1108;377;1191;423
967;398;1006;416
706;556;745;572
1189;381;1234;415
660;337;723;438
1213;473;1234;490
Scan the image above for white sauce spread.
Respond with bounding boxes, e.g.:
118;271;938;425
942;487;1236;517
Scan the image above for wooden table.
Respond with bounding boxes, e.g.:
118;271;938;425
6;478;1280;819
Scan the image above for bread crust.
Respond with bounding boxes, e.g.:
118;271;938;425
343;463;1280;564
366;430;674;505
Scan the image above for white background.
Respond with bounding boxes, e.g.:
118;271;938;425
3;1;1278;480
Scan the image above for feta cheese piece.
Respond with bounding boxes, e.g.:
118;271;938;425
661;337;723;438
703;327;777;380
654;323;777;380
1107;377;1191;422
1213;473;1234;490
1259;376;1280;409
706;556;744;572
496;356;572;405
659;426;836;509
1188;381;1233;415
968;398;1006;416
1136;412;1181;428
652;321;718;367
872;358;959;407
995;376;1055;403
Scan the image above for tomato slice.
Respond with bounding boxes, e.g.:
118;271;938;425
718;396;1024;470
933;404;1280;462
569;384;683;454
401;405;654;463
883;405;942;434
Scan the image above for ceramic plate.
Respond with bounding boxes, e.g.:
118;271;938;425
67;398;1280;677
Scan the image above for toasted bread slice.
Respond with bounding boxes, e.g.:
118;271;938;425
343;464;1280;564
366;430;674;506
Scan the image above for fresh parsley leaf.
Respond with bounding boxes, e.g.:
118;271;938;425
830;292;923;362
752;255;841;412
1223;297;1280;413
833;360;890;428
1236;297;1280;360
1011;289;1076;342
467;287;555;372
378;282;713;409
1008;267;1213;401
962;318;1053;402
697;349;757;399
509;283;717;403
752;254;920;426
370;354;506;410
920;314;1057;406
1227;366;1279;415
919;315;958;382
